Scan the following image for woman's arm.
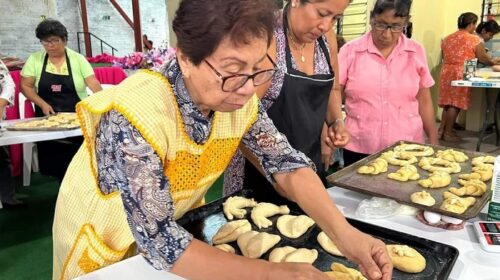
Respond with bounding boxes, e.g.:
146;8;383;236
416;88;439;145
242;109;392;280
20;76;54;115
84;75;103;94
99;110;328;280
324;30;350;149
476;43;497;66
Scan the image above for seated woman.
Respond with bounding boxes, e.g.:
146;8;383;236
52;0;392;279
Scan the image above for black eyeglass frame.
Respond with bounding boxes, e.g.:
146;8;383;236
371;21;407;33
204;54;278;92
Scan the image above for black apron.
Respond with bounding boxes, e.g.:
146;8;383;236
36;51;83;181
35;51;80;116
243;9;334;196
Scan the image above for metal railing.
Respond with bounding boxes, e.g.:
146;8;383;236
77;32;118;56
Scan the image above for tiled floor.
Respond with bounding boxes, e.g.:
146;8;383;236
441;129;500;155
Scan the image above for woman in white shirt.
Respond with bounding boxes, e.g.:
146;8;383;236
0;59;22;207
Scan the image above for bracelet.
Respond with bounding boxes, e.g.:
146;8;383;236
327;118;344;128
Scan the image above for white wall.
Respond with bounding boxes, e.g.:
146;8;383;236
0;0;169;59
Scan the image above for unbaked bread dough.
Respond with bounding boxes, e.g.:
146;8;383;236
214;244;235;254
418;171;451;188
387;164;420;181
410;190;436;206
459;164;493;181
394;143;434;157
268;246;318;264
472;155;496;166
324;262;367;280
276;214;315;238
381;151;418;166
436;149;469;163
357;158;388;175
387;244;426;273
418;157;461;173
251;202;290;229
223;196;257;220
449;179;487;196
317;231;344;256
237;231;281;258
440;191;476;214
212;219;252;245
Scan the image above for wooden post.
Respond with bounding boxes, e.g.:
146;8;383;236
132;0;142;52
80;0;92;57
109;0;134;28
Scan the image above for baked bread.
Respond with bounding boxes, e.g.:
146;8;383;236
268;246;318;264
394;143;434;157
436;149;469;163
251;202;290;229
387;244;426;273
214;244;235;254
410;191;436;206
317;231;344;256
357;158;388;175
276;214;315;238
387;164;420;181
237;231;281;259
418;157;461;173
324;263;367;280
212;219;252;245
223;196;257;220
440;192;476;214
418;171;451;188
381;151;418;166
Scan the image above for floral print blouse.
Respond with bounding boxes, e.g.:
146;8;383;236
95;59;313;271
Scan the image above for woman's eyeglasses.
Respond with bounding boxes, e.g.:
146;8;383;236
40;38;62;46
204;55;277;92
372;22;406;33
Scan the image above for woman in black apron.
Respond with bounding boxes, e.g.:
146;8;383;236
34;51;84;181
243;1;349;198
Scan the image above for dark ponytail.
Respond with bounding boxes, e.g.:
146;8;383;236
457;12;478;29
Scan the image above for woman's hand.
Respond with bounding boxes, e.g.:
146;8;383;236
41;102;55;115
266;262;331;280
325;121;350;150
334;227;393;280
321;125;334;171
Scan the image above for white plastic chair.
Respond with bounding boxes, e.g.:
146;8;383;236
19;93;39;186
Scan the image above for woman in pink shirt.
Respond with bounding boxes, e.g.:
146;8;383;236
338;0;438;166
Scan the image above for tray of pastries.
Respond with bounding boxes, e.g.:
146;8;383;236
177;189;458;279
6;113;80;131
327;140;494;220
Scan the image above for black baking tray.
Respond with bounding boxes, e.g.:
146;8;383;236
178;189;459;279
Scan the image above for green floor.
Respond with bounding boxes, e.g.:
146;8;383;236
0;173;224;280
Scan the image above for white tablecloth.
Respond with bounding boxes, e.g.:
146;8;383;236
76;187;500;280
0;119;82;146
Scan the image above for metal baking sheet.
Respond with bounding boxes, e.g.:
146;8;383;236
178;189;459;279
6;113;79;131
326;141;493;220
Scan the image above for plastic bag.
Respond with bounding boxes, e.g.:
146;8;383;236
355;197;401;219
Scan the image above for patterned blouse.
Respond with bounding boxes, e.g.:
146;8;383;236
95;59;313;271
0;59;14;119
223;9;332;196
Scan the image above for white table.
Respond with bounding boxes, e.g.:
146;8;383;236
0;119;82;147
452;79;500;151
76;187;500;280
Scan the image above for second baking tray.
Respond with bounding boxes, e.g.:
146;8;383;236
178;189;459;280
327;141;493;220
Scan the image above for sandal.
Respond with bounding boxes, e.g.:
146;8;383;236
442;132;462;142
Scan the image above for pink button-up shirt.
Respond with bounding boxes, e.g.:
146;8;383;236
338;32;435;154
